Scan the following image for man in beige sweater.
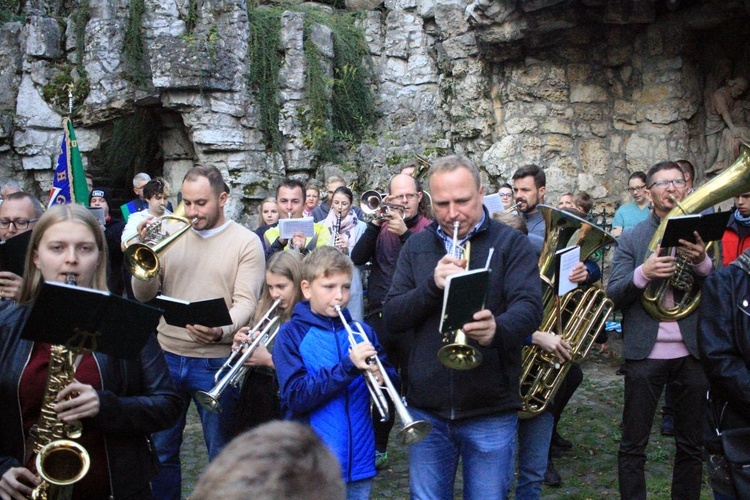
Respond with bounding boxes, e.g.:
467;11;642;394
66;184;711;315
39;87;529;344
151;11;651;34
132;165;265;500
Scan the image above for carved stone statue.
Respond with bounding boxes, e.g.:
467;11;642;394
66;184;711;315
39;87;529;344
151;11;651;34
705;76;750;174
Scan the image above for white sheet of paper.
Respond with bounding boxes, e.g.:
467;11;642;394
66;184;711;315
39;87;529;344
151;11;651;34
557;245;581;296
483;193;504;214
279;217;315;239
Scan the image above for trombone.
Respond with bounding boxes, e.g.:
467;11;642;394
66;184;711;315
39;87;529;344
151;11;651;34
195;300;281;413
334;305;432;445
437;221;483;370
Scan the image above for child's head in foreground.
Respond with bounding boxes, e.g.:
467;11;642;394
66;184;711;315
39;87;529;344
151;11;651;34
301;246;353;317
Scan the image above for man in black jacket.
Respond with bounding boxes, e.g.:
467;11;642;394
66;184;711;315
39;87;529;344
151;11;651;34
383;155;542;498
351;172;431;468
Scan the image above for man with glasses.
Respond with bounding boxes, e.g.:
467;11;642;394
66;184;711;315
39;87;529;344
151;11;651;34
611;171;650;237
0;192;43;301
607;160;710;500
351;172;432;468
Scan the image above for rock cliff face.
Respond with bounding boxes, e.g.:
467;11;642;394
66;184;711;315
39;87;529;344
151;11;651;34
1;0;748;225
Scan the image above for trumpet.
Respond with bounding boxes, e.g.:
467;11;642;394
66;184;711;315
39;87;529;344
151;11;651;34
505;201;522;213
334;305;431;445
195;300;281;413
359;190;406;220
438;221;483;371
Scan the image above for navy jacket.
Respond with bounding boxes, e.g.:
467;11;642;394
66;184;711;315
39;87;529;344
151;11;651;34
273;301;397;483
383;211;542;419
0;304;181;499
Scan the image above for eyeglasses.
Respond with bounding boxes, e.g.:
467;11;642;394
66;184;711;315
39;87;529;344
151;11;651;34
0;218;39;230
392;193;419;202
499;193;513;198
627;185;646;193
648;179;687;191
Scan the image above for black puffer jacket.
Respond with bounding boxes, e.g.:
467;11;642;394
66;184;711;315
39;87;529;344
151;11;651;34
0;304;181;499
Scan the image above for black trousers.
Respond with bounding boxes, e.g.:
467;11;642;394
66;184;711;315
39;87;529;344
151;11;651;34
233;370;280;438
617;356;707;500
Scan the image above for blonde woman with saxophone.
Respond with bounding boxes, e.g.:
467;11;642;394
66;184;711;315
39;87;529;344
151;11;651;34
0;204;180;500
607;161;711;500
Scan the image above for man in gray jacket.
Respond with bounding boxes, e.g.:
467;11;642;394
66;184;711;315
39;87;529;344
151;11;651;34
607;160;711;500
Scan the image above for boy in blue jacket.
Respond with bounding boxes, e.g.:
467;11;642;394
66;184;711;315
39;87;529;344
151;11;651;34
273;246;397;499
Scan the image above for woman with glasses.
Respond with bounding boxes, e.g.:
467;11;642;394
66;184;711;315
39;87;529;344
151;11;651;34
324;186;367;322
611;171;650;237
498;183;517;214
303;183;320;218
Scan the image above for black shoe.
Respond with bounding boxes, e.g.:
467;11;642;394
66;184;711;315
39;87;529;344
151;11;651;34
544;462;562;487
551;431;573;450
661;414;675;437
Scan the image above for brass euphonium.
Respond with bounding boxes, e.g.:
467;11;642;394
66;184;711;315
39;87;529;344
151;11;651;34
641;147;750;321
519;207;616;418
438;221;482;370
124;202;194;281
335;305;431;445
29;274;91;500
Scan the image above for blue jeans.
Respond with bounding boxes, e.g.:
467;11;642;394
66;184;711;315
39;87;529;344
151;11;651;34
516;411;554;500
346;478;373;500
151;352;239;500
408;407;517;500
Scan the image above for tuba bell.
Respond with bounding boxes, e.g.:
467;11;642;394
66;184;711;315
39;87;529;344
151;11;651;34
124;202;194;281
641;147;750;321
519;206;616;418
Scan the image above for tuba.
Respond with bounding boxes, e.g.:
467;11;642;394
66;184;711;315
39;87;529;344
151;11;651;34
519;207;616;418
124;202;194;281
641;147;750;321
29;274;91;500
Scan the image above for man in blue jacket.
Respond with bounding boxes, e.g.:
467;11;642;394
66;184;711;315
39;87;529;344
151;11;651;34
384;155;542;499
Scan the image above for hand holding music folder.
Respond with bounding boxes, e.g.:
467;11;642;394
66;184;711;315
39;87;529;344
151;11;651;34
439;267;491;334
21;281;162;359
660;211;732;248
152;295;232;328
0;230;32;277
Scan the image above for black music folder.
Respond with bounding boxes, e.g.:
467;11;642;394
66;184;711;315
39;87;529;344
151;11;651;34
439;267;491;334
152;295;232;328
0;230;32;277
660;211;732;248
22;281;162;359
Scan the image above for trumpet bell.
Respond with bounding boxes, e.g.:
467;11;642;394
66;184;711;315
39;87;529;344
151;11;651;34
438;342;483;370
195;390;222;413
399;420;433;446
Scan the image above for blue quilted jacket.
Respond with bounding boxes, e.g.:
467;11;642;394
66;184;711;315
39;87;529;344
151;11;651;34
273;301;397;483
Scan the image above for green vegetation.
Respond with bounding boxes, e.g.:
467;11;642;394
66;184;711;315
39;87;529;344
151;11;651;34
123;0;147;86
0;0;22;24
247;3;376;160
41;66;90;112
99;110;162;186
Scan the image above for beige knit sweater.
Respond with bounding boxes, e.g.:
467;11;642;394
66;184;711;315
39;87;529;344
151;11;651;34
132;221;265;358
